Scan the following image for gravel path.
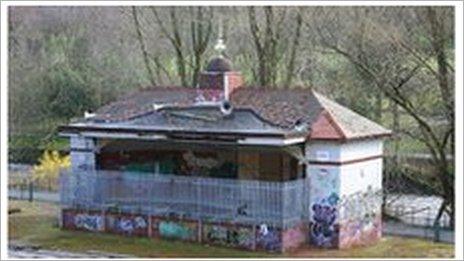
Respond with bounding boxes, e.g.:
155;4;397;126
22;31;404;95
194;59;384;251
8;244;134;259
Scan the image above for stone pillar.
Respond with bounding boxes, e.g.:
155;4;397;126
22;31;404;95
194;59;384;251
307;166;341;248
69;136;97;208
70;136;96;173
306;139;384;249
306;141;342;248
337;140;384;249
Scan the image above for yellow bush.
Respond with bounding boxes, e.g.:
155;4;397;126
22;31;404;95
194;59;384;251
33;150;70;190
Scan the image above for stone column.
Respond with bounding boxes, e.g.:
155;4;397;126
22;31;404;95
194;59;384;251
70;136;96;173
306;139;384;249
306;141;342;248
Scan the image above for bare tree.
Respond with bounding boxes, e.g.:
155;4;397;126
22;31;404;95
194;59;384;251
248;6;287;86
284;9;303;86
151;7;214;87
189;7;214;87
132;7;156;86
311;6;455;226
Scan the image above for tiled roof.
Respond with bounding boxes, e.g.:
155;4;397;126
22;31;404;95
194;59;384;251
86;86;390;141
311;92;392;140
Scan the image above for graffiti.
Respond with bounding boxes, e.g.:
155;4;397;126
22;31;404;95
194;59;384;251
326;192;339;206
337;187;382;248
315;169;338;190
203;224;254;249
256;224;281;251
339;216;382;248
339;187;382;224
159;221;196;241
183;151;219;169
107;215;147;235
74;213;104;231
310;202;338;248
237;203;248;216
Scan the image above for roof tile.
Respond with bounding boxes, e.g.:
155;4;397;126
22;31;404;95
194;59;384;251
89;86;391;140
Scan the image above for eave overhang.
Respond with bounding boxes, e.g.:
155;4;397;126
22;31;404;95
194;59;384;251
58;124;307;146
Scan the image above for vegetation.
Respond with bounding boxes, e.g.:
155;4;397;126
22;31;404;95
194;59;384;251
31;151;70;191
8;200;454;258
8;6;455;224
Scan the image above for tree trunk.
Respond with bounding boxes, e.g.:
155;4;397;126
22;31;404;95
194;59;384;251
131;7;156;86
284;10;302;87
392;101;400;165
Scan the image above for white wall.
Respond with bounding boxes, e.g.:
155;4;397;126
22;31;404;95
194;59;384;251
306;141;342;162
339;158;382;196
340;139;383;162
306;138;384;223
306;139;383;163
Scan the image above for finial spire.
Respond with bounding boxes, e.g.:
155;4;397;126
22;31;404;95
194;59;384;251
214;18;226;57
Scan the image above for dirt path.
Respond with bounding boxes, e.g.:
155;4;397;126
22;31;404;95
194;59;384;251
8;243;134;259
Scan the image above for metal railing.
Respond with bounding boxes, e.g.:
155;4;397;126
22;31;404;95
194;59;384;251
60;170;308;228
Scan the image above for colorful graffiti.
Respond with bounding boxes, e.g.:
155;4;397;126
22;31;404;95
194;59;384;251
308;166;341;248
256;224;282;251
339;216;382;248
310;201;339;248
158;221;197;241
309;168;339;211
107;215;148;235
338;187;382;248
203;224;254;249
74;213;104;231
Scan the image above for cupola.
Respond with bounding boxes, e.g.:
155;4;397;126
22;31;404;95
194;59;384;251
198;27;243;100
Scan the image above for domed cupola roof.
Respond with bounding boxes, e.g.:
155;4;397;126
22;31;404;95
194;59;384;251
205;57;233;72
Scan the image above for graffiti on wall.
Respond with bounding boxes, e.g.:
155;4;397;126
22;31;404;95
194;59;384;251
107;215;148;235
310;168;339;208
73;213;104;231
338;187;382;248
308;167;341;248
339;216;381;248
203;224;254;249
183;151;219;169
310;198;339;248
158;220;197;241
256;224;282;251
339;186;382;223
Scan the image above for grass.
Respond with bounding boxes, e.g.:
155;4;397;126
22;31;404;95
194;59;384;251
8;200;454;258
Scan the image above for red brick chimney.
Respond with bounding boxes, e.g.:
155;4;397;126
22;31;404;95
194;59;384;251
199;57;243;100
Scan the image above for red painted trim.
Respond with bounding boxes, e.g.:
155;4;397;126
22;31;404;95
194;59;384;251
308;154;384;166
324;109;347;139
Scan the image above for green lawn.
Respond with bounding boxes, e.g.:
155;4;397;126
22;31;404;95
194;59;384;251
8;200;454;258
